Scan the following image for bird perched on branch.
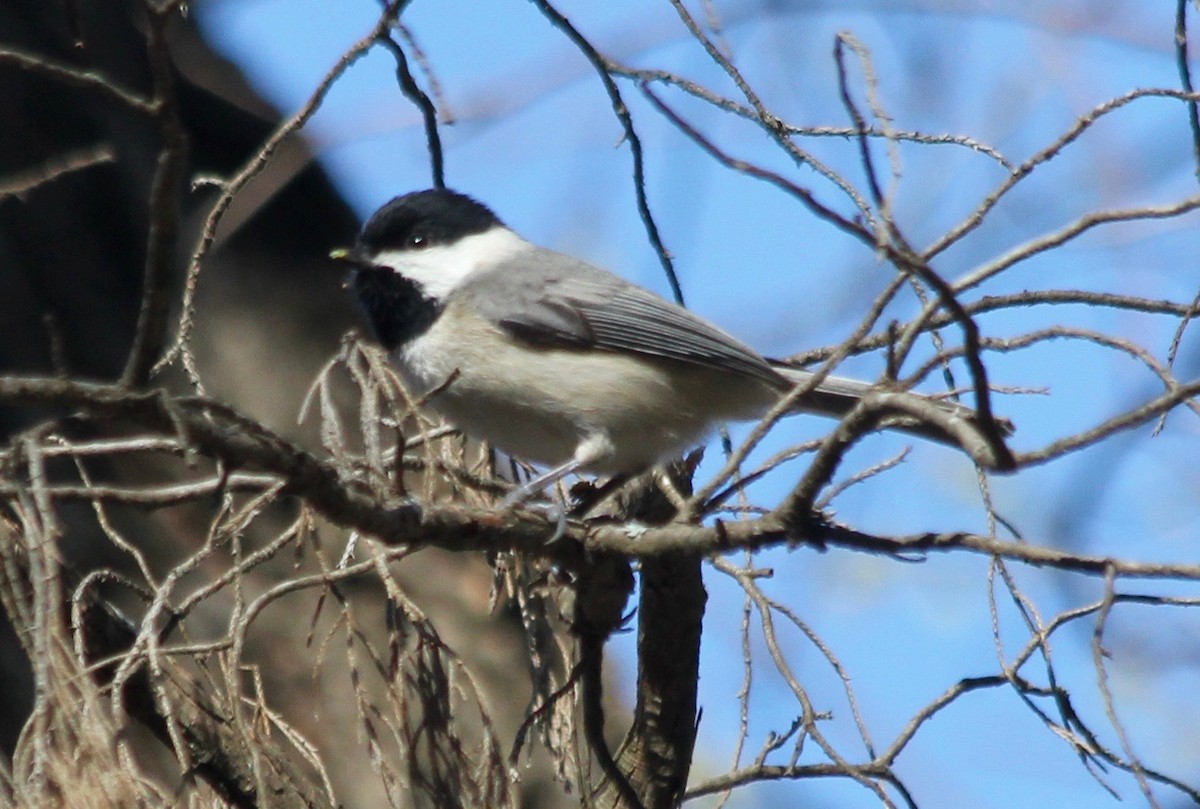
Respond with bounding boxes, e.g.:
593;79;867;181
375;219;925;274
333;188;1012;506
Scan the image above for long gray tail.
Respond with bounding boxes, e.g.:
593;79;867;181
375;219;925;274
772;365;1015;470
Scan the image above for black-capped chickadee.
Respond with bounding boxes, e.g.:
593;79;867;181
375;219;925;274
333;189;1011;505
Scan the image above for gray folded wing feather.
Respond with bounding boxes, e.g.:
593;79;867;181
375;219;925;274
462;249;786;388
455;247;1015;466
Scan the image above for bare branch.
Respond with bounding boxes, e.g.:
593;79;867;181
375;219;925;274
529;0;684;305
1175;0;1200;180
0;145;115;197
158;0;410;389
0;46;153;113
122;3;189;388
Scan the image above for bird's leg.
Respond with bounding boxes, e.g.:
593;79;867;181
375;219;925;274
500;436;616;540
501;433;615;509
500;458;584;509
499;458;583;541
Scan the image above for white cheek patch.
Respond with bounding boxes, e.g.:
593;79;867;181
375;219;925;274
372;226;529;299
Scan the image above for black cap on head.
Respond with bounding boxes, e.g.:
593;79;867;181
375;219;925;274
356;188;502;253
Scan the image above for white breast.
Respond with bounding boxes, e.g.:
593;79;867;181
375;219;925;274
394;300;779;474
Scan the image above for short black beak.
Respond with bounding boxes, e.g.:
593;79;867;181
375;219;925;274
328;246;373;269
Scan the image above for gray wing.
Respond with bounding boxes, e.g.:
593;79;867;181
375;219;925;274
461;247;785;388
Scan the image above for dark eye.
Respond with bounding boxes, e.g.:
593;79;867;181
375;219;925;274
407;233;428;249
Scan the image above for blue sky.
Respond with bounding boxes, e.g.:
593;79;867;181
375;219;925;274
196;2;1200;806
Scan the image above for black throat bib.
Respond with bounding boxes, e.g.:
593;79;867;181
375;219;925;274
352;267;442;352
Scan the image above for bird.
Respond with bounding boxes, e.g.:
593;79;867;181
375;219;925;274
332;188;1011;507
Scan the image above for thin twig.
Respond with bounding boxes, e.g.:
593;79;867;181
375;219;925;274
1175;0;1200;181
122;4;189;388
158;0;410;390
0;47;153;113
530;0;684;305
376;33;445;188
0;145;115;197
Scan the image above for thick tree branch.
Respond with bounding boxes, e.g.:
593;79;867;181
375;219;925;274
604;553;705;809
3;376;1199;584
